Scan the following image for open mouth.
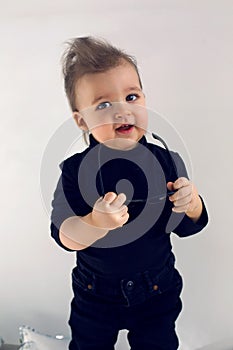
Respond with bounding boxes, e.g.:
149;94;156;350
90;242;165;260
116;124;134;133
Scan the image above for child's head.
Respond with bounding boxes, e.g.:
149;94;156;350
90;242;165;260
62;36;148;149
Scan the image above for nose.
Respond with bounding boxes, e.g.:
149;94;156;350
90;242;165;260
114;103;132;121
114;114;129;122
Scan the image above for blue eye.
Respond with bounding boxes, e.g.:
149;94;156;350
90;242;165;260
126;94;138;102
96;101;112;110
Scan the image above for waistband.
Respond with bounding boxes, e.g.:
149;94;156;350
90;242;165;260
72;254;177;301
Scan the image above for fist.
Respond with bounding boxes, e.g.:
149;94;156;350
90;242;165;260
90;192;129;230
167;177;200;214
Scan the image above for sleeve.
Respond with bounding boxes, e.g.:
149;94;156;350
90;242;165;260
50;157;91;251
166;152;209;237
172;196;209;237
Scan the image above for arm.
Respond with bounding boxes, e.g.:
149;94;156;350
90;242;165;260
185;192;203;223
164;151;208;235
51;158;127;251
59;192;129;250
167;178;204;223
59;229;88;251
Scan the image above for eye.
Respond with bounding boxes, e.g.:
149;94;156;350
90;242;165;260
126;94;139;102
96;101;112;110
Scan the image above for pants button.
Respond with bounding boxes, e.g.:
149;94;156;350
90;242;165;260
153;284;159;291
126;280;134;290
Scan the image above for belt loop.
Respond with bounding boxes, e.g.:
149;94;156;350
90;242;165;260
91;271;96;291
143;270;153;291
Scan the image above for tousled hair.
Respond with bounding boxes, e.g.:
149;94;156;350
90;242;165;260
61;36;143;112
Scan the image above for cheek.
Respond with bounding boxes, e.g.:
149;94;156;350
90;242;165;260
91;125;113;140
135;109;148;131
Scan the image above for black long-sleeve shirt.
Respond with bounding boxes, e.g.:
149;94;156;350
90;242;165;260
51;134;208;276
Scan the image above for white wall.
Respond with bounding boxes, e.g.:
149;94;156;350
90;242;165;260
0;1;232;349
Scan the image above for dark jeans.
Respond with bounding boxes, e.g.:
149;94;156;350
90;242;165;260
68;255;183;350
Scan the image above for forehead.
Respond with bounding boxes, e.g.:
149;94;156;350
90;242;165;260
75;62;141;110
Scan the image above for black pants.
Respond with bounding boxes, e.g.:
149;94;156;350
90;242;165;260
68;256;182;350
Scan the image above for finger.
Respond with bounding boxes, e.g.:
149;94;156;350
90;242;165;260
172;206;187;213
110;193;127;208
119;205;128;216
120;212;129;225
169;185;192;202
172;203;191;213
103;192;118;204
110;204;128;216
173;194;192;207
167;182;174;191
173;177;190;190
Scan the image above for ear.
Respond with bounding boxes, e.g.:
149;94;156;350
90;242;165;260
73;111;89;131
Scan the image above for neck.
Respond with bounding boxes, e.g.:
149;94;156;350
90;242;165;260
102;138;139;151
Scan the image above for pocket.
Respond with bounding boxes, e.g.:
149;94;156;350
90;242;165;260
72;266;94;292
149;267;183;296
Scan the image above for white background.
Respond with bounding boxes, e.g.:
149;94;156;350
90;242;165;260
0;1;233;349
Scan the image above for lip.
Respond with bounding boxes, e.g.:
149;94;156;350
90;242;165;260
115;124;134;134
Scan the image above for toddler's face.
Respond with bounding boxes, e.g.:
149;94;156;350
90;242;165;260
73;61;148;150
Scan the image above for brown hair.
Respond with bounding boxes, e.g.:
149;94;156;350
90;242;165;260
61;36;143;112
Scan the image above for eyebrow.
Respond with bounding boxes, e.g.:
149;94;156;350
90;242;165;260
91;86;142;105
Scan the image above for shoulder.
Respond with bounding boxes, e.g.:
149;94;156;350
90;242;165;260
145;138;177;162
145;138;186;180
59;147;90;171
146;139;168;155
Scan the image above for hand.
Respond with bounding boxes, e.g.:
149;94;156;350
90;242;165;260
167;177;201;214
90;192;129;230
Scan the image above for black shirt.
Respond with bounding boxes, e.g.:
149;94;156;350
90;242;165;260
50;134;208;277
